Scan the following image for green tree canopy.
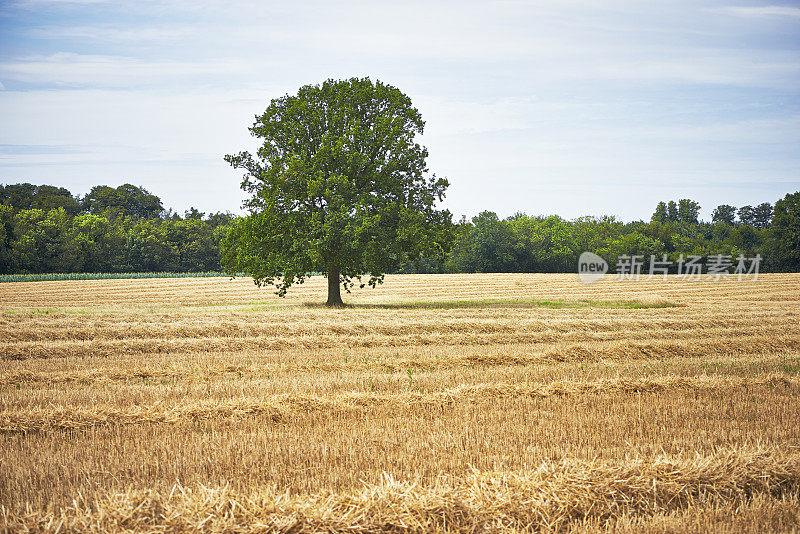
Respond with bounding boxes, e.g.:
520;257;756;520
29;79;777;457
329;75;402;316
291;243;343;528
667;201;678;222
0;205;13;274
752;202;773;228
222;77;452;305
0;183;79;215
770;192;800;271
83;184;163;220
737;205;755;226
0;183;37;211
712;204;736;226
652;201;668;224
677;199;701;224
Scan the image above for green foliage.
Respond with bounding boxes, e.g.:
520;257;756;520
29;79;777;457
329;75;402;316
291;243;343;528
652;201;668;224
1;178;798;277
510;214;576;272
1;183;80;216
70;214;124;272
0;182;230;275
0;183;37;210
667;201;678;222
164;218;220;272
753;202;773;228
598;232;665;264
446;212;517;273
770;192;800;272
0;204;13;274
222;77;452;305
83;184;163;220
11;208;76;273
712;204;736;225
0;272;226;283
677;199;701;224
436;194;795;275
736;203;772;228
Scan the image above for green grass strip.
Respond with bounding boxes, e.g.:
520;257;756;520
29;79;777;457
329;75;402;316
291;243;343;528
0;272;229;283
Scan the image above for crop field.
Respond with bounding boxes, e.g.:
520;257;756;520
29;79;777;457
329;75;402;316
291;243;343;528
2;273;800;532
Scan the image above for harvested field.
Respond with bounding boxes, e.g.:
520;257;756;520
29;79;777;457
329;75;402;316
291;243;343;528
2;273;800;532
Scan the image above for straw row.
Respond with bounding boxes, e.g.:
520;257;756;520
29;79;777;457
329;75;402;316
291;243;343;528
5;448;799;533
3;374;796;433
4;332;799;362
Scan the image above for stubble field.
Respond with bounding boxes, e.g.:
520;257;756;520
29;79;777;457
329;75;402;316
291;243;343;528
1;273;800;532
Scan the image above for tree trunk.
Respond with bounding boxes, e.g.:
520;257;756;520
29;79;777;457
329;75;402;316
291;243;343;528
326;264;344;307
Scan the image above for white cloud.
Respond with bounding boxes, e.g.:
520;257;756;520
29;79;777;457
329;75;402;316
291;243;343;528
569;54;800;88
28;25;197;42
724;6;800;18
417;96;554;136
0;52;250;88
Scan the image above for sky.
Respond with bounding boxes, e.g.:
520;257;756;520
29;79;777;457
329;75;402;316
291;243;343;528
0;0;798;221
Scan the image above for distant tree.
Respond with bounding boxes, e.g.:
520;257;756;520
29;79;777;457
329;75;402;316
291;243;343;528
69;214;124;272
572;215;623;253
712;204;736;226
82;185;118;216
467;211;518;272
11;208;76;273
709;219;735;249
769;192;800;271
185;207;205;220
31;185;80;215
205;211;235;229
728;225;762;258
164;218;218;272
222;77;452;306
160;208;182;221
644;220;676;253
115;184;163;219
443;218;475;273
509;214;576;272
677;199;701;224
0;183;78;214
0;183;37;211
667;201;678;222
736;202;772;228
0;205;13;273
752;202;773;228
83;184;163;220
737;205;756;226
652;201;668;224
599;232;664;266
122;219;173;272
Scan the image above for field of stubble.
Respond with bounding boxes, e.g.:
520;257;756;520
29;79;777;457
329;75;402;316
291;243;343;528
1;273;800;533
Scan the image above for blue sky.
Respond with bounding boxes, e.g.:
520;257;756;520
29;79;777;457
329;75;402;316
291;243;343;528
0;0;798;221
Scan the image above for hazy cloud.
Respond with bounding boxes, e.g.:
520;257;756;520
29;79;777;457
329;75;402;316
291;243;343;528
28;25;197;42
0;52;249;88
724;6;800;18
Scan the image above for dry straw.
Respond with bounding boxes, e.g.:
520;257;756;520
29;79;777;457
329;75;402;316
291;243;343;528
2;374;796;433
5;448;799;533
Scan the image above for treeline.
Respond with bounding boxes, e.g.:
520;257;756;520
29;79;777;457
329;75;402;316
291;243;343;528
0;183;234;274
2;183;799;275
401;192;800;274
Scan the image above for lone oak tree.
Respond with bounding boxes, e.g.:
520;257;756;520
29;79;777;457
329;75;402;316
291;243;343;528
222;77;451;306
